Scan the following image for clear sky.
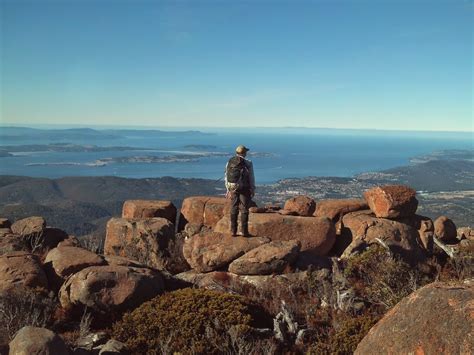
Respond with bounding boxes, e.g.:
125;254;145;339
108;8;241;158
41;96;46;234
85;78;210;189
0;0;472;131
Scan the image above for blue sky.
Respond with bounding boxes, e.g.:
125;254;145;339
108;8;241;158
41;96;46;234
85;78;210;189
0;0;472;131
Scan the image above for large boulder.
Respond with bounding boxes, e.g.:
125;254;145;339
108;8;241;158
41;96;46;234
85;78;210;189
0;252;48;292
122;200;177;224
178;196;228;230
9;217;67;250
59;265;165;314
44;245;106;281
364;185;418;218
214;213;336;256
283;196;316;216
9;326;69;355
182;231;270;272
355;280;474;354
314;199;368;221
229;240;301;275
341;210;426;264
104;217;175;270
11;216;46;236
434;215;457;243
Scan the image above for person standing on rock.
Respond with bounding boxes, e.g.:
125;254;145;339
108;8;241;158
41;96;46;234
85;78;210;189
225;145;256;237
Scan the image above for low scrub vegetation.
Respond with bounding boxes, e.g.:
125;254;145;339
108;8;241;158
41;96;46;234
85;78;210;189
0;287;56;341
112;288;272;354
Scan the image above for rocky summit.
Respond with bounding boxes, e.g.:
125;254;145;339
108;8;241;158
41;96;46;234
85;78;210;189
0;183;472;355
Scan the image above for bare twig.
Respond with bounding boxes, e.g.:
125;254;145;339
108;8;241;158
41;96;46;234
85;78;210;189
433;237;455;258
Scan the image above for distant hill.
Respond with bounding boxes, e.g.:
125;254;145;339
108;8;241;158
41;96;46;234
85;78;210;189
0;175;223;236
0;126;214;141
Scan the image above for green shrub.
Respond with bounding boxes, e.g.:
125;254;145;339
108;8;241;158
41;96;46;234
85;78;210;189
112;288;270;354
343;245;432;309
308;312;379;355
0;287;56;343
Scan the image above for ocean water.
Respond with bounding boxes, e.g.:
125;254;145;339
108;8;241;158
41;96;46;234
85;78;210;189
0;128;472;184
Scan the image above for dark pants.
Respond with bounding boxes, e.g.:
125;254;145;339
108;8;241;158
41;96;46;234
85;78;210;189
230;190;251;235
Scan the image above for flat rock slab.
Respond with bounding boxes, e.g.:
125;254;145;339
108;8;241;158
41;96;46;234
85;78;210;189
0;251;48;292
45;245;106;279
122;200;177;224
229;240;301;275
9;326;69;355
104;217;174;270
214;213;336;256
314;199;368;221
182;231;270;272
59;264;165;314
355;281;474;355
364;185;418;218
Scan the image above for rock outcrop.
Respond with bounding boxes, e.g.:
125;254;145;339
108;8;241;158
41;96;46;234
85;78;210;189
182;231;270;272
9;326;69;355
434;215;457;243
178;196;228;231
283;196;316;216
104;217;174;269
355;280;474;354
214;213;336;256
122;200;177;224
341;210;425;263
228;240;301;275
364;185;418;218
59;264;165;314
0;252;48;292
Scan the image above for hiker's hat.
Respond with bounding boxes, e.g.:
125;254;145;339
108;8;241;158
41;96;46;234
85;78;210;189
235;145;250;154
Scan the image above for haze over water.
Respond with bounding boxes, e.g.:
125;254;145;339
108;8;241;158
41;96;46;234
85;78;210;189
1;127;472;184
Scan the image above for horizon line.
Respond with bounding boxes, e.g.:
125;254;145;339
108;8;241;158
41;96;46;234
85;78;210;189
0;123;472;134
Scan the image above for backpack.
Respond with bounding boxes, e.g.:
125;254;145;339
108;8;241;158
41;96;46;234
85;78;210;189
226;156;250;190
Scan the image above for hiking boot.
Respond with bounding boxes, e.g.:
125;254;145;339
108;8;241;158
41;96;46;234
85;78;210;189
241;212;249;237
230;212;238;237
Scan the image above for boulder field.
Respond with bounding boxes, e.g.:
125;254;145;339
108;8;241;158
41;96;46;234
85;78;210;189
0;184;471;354
100;184;466;276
